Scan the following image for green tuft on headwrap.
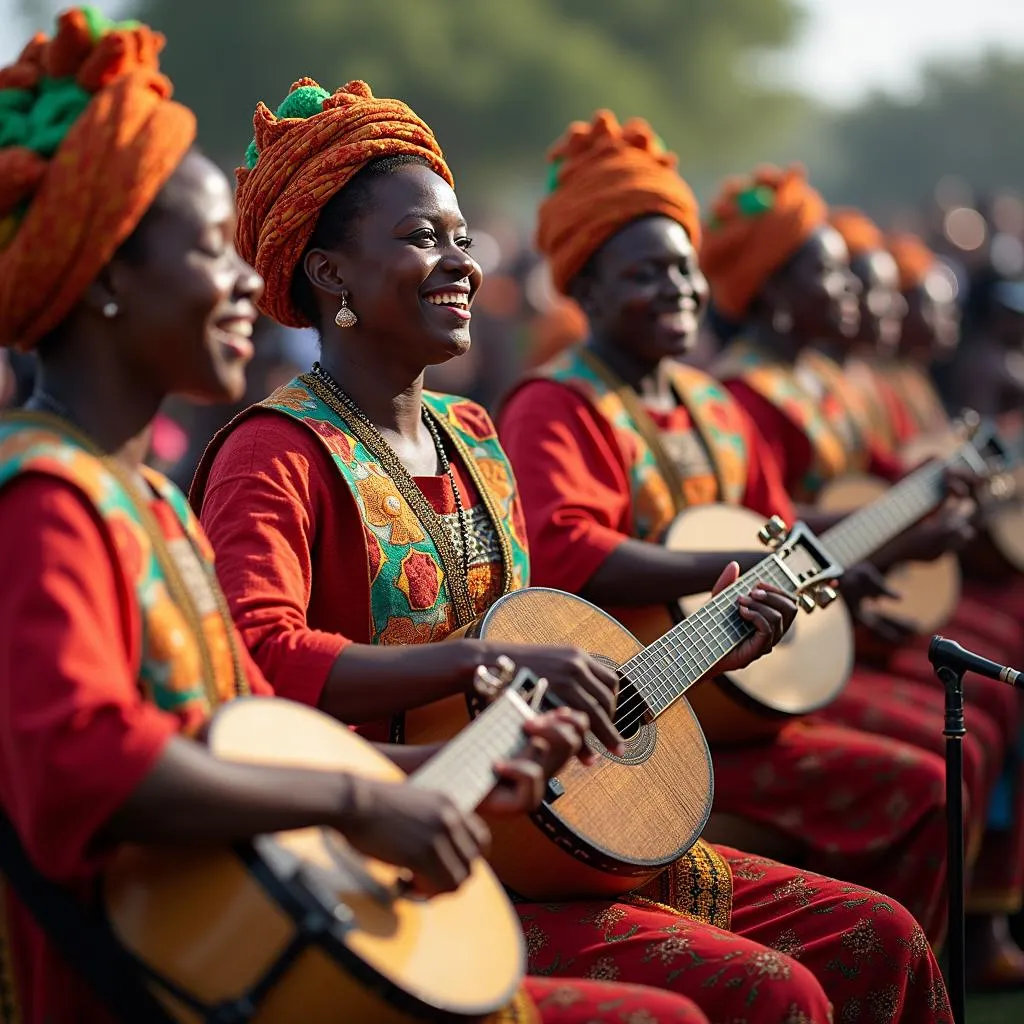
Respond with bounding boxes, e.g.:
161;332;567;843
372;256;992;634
0;78;91;156
81;4;141;42
274;84;330;121
736;185;775;217
546;156;564;195
244;83;330;171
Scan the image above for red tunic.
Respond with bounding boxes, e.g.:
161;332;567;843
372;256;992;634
498;379;795;599
0;475;271;1024
198;405;951;1024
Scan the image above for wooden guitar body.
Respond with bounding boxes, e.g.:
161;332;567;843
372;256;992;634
105;698;524;1023
405;589;714;902
617;504;855;746
817;474;961;633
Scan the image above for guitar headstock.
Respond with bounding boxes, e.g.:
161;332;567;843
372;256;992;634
756;517;844;614
474;658;549;712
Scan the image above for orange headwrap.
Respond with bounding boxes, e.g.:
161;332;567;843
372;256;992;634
535;111;701;295
700;164;828;319
0;7;195;351
830;207;885;258
886;232;937;292
235;78;452;329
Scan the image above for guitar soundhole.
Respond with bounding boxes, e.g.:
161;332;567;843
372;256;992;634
585;657;657;765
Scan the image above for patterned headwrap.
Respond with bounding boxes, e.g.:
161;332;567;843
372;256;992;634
886;232;937;292
235;78;452;328
535;111;701;295
830;207;886;258
700;164;828;320
0;6;196;351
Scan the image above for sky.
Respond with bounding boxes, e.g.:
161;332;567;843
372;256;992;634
787;0;1024;105
2;0;1024;104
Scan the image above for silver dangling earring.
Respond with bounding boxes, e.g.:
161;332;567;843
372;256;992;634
771;307;792;334
102;301;119;319
334;294;358;328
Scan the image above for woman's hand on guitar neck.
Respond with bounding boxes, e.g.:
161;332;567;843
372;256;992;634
477;642;625;756
711;561;798;674
339;777;492;896
882;499;976;567
479;707;592;816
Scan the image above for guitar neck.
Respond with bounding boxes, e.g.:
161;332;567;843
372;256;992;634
408;691;532;813
620;553;799;718
819;453;961;569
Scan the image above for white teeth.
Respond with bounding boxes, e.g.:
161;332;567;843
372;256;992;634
426;293;468;307
218;320;254;337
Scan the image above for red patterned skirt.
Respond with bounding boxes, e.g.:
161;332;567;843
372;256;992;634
518;845;950;1024
708;720;948;943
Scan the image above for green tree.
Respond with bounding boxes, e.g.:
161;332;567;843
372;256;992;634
30;0;805;209
815;52;1024;215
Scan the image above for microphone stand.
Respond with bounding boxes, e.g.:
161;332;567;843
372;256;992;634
933;653;967;1024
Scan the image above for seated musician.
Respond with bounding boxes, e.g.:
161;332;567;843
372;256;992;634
194;86;951;1021
497;111;962;949
0;15;723;1024
701;174;1024;987
821;214;1024;989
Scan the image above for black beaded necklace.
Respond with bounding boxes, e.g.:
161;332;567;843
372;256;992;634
309;361;472;583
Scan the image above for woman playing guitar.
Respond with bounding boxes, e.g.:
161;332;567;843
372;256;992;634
0;14;709;1023
195;86;951;1021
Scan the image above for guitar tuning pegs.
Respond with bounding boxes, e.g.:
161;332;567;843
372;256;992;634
474;655;518;698
815;586;839;609
798;593;817;614
757;515;788;547
494;655;517;684
957;409;981;438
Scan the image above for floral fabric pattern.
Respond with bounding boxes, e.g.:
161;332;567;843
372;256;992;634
538;348;749;541
0;418;241;734
259;379;529;644
714;341;851;501
519;846;951;1024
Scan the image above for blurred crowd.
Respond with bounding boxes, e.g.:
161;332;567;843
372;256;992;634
3;178;1022;491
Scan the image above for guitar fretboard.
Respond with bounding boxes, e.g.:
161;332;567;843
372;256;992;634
819;458;951;569
618;555;796;732
409;691;531;813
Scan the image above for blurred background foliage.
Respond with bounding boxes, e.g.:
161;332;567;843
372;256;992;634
8;0;1024;222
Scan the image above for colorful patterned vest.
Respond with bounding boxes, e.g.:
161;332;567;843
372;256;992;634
715;340;855;501
260;376;734;930
258;376;529;645
887;361;949;438
537;347;750;541
0;414;246;734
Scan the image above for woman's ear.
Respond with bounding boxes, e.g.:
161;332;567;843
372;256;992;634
303;249;346;297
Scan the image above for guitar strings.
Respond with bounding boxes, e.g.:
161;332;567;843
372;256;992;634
612;441;975;735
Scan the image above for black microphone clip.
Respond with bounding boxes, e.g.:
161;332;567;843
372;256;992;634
929;635;1022;688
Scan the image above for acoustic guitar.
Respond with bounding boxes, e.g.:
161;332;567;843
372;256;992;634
619;420;993;746
405;520;841;901
104;665;546;1023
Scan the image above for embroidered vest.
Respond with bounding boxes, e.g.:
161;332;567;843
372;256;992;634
799;349;884;462
258;377;735;929
0;414;246;735
537;348;749;542
715;341;854;501
257;377;529;645
888;361;949;437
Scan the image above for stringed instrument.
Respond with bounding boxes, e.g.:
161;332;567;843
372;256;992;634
405;520;841;901
896;419;1024;578
614;418;994;745
104;667;546;1023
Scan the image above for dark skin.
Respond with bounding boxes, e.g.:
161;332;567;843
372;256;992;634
564;215;797;643
301;173;796;740
847;249;906;358
26;151;586;897
744;229;977;600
